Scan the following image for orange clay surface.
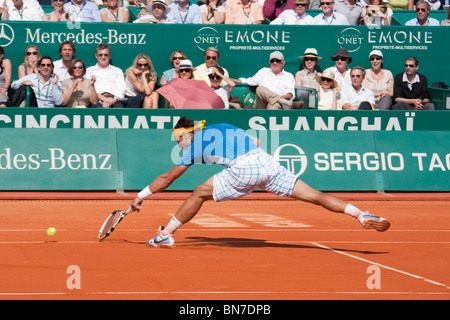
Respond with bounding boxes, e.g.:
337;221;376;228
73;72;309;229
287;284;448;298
0;192;449;300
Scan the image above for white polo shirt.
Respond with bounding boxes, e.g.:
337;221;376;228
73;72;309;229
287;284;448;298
86;63;126;100
239;68;295;98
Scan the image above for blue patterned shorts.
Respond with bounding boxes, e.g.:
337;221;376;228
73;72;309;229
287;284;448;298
212;149;298;201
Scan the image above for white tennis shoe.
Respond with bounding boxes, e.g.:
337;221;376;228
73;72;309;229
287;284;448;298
146;226;175;248
358;212;390;232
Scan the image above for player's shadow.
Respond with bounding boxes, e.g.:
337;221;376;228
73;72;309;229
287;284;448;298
182;236;389;255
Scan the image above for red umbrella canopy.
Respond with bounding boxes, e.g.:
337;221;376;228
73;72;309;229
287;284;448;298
156;78;225;109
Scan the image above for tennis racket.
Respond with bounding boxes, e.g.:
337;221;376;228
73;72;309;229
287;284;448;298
98;207;132;241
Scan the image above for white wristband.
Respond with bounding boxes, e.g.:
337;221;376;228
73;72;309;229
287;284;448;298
137;186;153;200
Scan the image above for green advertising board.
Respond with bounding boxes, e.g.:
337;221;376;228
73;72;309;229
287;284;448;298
1;127;449;192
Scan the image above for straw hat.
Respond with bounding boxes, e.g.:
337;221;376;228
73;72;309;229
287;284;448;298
146;0;171;14
315;68;338;88
299;48;322;60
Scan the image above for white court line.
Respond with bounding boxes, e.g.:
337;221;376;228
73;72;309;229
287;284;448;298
309;241;450;290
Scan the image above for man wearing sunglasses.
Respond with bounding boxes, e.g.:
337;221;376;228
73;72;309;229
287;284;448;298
231;51;296;109
392;57;435;110
405;0;439;26
11;56;63;108
312;0;349;25
193;47;229;86
270;0;315;25
340;66;375;110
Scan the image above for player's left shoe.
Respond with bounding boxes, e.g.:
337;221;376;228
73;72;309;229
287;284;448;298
146;226;175;248
358;212;390;232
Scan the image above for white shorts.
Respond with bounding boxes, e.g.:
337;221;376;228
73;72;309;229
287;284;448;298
212;149;298;201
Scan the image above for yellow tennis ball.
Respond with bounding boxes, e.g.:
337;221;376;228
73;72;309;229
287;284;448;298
47;227;56;236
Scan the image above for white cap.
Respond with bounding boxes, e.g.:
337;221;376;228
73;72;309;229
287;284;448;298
369;49;383;58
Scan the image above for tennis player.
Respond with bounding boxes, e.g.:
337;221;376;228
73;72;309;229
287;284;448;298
130;116;390;248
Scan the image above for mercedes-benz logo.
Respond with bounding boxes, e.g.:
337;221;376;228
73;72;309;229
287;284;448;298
0;23;14;47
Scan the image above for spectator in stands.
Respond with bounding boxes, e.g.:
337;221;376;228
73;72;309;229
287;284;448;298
315;68;340;110
328;48;352;90
62;59;98;108
209;66;236;109
231;51;297;110
11;56;63;108
312;0;350;24
200;0;225;24
43;0;72;21
176;60;196;80
64;0;101;22
295;48;322;88
18;45;41;79
86;43;125;108
361;0;392;25
420;0;442;10
309;0;321;8
340;66;375;110
100;0;130;22
160;50;187;85
392;57;435;110
386;0;413;10
225;0;265;24
133;0;175;23
442;5;450;26
334;0;364;25
270;0;315;24
53;41;76;82
193;47;229;87
1;0;45;20
362;50;393;110
0;46;12;107
405;0;440;25
263;0;296;21
167;0;202;24
125;53;159;108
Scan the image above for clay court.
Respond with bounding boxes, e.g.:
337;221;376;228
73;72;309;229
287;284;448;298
0;192;449;301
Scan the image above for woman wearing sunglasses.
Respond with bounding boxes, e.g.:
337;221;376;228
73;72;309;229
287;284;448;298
62;59;98;108
208;66;235;109
125;53;158;108
315;68;340;110
362;50;393;110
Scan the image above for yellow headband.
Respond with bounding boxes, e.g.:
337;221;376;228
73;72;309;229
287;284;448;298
173;120;206;137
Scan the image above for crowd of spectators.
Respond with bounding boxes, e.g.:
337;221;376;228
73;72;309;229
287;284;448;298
0;0;448;109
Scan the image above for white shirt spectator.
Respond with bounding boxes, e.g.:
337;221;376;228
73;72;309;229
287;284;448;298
270;10;314;25
86;64;126;100
3;0;45;21
313;11;349;25
339;85;375;108
329;66;352;90
53;59;71;82
239;67;295;98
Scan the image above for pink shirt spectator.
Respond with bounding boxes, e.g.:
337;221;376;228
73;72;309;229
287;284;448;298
263;0;296;21
225;0;265;24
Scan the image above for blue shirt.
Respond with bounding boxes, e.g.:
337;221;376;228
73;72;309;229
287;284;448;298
11;74;63;108
64;0;101;22
177;123;260;167
167;2;202;24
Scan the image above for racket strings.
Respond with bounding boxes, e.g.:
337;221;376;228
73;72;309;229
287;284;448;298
99;210;123;238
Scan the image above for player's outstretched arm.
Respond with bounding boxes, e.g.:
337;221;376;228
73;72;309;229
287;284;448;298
130;165;190;212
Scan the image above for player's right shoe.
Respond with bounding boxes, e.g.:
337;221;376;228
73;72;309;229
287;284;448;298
358;212;390;232
146;226;175;248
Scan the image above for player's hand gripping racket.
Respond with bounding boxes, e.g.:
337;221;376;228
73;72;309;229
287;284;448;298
98;207;132;241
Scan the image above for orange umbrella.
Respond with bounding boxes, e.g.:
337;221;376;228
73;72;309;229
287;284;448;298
156;78;225;109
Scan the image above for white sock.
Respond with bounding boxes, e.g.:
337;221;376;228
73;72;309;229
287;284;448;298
344;204;363;218
162;216;183;236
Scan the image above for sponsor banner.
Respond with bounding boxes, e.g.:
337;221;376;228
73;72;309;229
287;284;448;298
1;108;450;131
1;22;449;85
1;128;448;191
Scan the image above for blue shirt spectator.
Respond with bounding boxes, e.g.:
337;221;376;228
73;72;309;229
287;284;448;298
63;0;101;22
167;0;202;24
